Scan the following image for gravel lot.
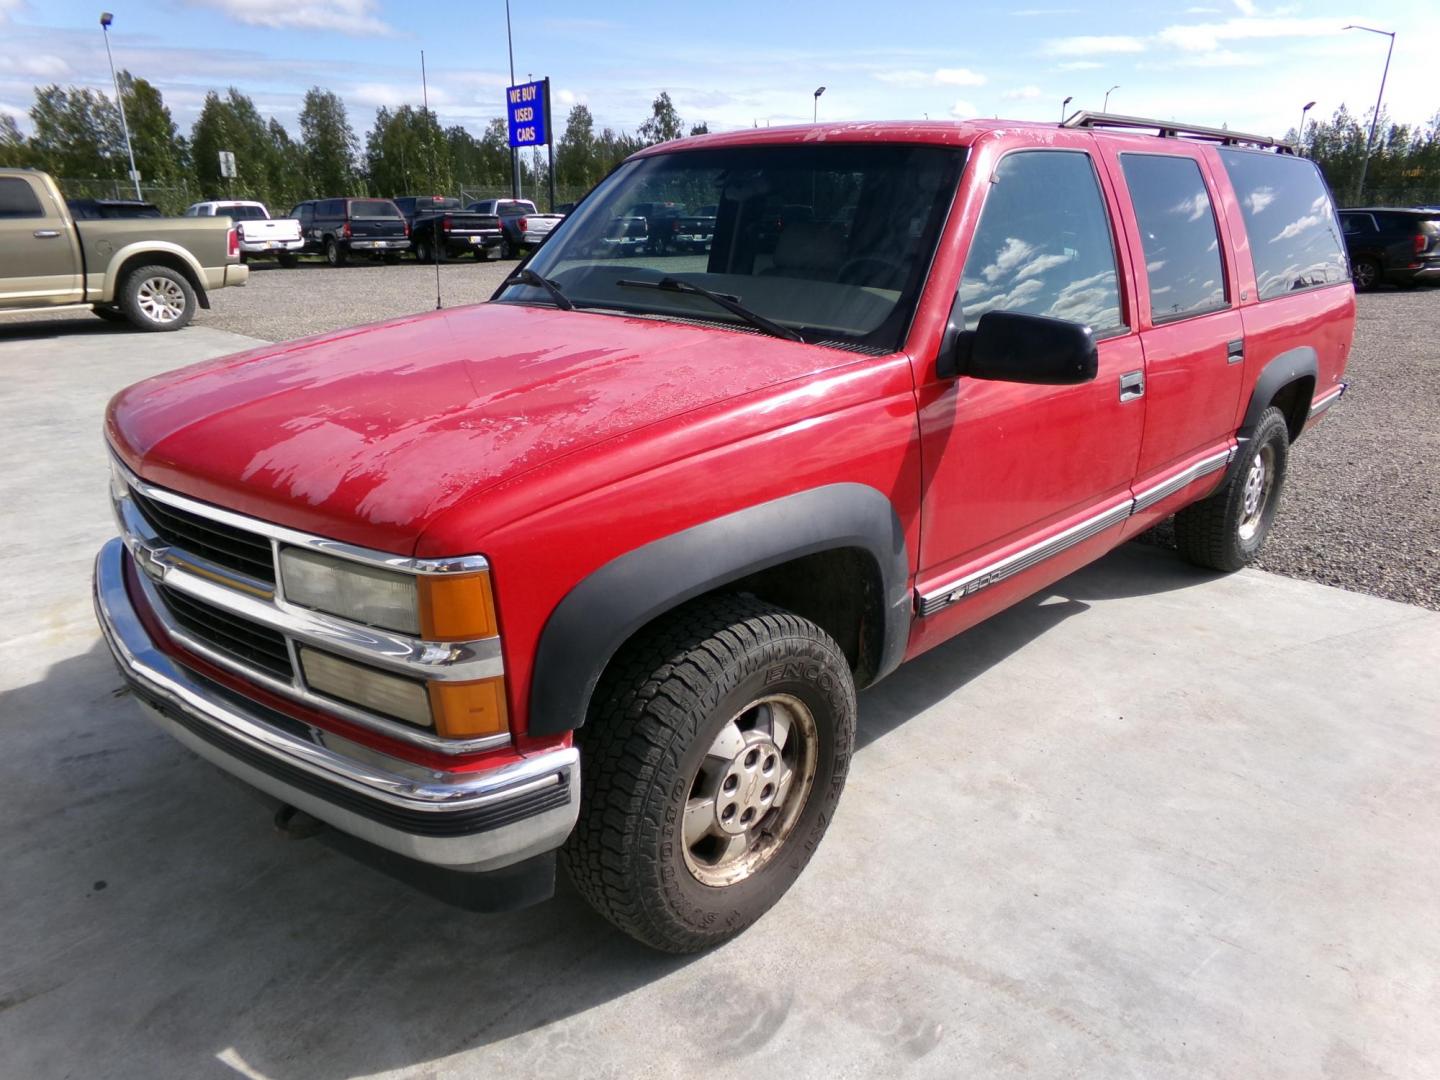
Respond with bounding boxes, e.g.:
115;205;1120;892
12;263;1438;610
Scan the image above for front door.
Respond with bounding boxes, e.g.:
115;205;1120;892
0;175;81;307
911;145;1146;646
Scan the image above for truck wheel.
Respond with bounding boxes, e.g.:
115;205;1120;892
325;238;347;267
277;253;299;269
119;266;196;332
1174;406;1290;572
500;236;515;260
563;595;855;953
1351;257;1380;291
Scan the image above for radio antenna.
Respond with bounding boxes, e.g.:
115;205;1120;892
421;49;442;309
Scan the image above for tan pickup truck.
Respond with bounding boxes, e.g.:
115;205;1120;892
0;169;247;331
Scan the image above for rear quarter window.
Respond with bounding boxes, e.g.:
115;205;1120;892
1218;149;1347;300
0;177;45;219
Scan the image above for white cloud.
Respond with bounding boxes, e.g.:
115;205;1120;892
1002;85;1044;101
949;100;979;118
1044;35;1146;57
1058;61;1104;71
0;0;22;22
189;0;394;36
1157;15;1338;52
348;82;454;109
874;67;986;88
1246;186;1276;214
0;53;69;78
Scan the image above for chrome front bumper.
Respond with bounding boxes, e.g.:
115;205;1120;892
93;538;579;873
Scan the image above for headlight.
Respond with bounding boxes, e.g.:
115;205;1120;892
281;548;419;634
299;646;432;727
279;547;499;641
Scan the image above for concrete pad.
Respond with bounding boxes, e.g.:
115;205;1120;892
2;323;1438;1079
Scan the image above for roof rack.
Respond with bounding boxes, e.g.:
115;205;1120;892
1061;110;1294;153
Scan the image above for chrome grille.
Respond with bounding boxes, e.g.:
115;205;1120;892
130;488;276;585
156;582;294;679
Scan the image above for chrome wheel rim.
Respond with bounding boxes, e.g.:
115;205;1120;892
1353;262;1376;288
136;276;185;323
1238;444;1275;541
681;693;818;888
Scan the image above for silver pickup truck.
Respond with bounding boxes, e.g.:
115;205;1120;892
1;169;247;331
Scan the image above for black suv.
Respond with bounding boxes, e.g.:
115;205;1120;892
290;198;410;266
1339;208;1440;290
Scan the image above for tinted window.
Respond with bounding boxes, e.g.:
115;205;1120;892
0;177;44;219
1120;154;1227;323
1219;149;1347;299
1341;213;1375;235
959;150;1124;335
224;205;268;220
351;199;400;219
320;199;344;217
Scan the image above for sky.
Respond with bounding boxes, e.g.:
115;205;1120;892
0;0;1435;144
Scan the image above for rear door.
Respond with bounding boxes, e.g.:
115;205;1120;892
0;174;82;307
1096;142;1245;532
348;198;406;239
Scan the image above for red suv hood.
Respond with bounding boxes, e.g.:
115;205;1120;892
108;303;854;553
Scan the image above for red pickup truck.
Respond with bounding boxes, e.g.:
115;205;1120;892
95;113;1353;953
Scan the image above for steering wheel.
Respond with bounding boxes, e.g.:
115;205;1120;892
838;254;907;288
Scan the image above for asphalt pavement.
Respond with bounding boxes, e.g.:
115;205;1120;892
1;310;1437;1077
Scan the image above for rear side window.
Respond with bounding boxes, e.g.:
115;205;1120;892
320;199;344;216
1120;154;1227;323
1341;213;1375;235
959;150;1125;335
0;177;44;219
1218;149;1347;300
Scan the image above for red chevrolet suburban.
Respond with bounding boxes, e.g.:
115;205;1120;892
95;113;1353;953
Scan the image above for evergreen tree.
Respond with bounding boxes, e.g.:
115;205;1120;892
556;103;598;189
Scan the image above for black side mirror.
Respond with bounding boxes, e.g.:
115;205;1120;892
938;309;1098;385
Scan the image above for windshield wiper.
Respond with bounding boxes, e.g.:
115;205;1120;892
505;267;573;311
617;276;802;343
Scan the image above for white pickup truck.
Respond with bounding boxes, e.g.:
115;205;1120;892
465;198;565;258
183;201;305;266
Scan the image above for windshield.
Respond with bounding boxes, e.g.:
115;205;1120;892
351;199;401;219
499;142;963;350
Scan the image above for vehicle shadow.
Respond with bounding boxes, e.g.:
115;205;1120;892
0;314;139;341
0;541;1221;1079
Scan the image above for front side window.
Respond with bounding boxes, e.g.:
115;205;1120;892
503;142;964;351
1218;148;1346;300
0;177;44;219
1120;153;1227;323
959;150;1124;335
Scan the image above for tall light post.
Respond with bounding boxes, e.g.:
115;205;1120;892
504;0;518;198
813;86;826;123
1297;100;1316;149
1060;94;1073;122
99;12;141;201
1103;84;1120;112
1344;24;1395;204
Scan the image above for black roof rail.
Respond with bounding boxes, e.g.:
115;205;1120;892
1061;110;1295;153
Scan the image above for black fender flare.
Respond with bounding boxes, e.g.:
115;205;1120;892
526;483;912;737
1226;345;1317;482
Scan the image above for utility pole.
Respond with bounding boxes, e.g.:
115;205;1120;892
99;12;141;201
1345;24;1395;204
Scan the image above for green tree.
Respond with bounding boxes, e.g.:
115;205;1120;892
266;118;306;210
298;87;358;196
637;91;683;145
689;121;710;136
365;105;452;195
556;103;598;189
191;88;283;203
117;72;185;185
0;114;30;167
28;85;123;177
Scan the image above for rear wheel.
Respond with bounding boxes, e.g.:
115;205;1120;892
119;265;196;332
277;253;299;269
325;238;347;267
1351;257;1380;291
500;236;515;260
562;595;856;953
1174;406;1290;572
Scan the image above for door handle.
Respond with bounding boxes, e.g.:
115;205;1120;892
1226;339;1244;364
33;229;61;239
1118;370;1145;403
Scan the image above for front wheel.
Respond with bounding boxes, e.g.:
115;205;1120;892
563;595;856;953
119;265;196;331
1174;406;1290;572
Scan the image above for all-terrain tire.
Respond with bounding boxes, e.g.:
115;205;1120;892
1174;406;1290;572
562;594;856;953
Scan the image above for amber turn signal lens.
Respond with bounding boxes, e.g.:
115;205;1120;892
429;677;509;738
417;571;497;641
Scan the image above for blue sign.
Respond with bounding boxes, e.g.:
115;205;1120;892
506;80;548;148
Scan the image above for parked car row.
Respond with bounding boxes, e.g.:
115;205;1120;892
1340;207;1440;290
177;196;567;267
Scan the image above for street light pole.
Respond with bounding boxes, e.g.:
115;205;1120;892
1060;95;1073;123
1103;85;1119;112
505;0;518;199
99;12;141;201
1344;24;1395;204
1297;100;1316;150
813;86;826;123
